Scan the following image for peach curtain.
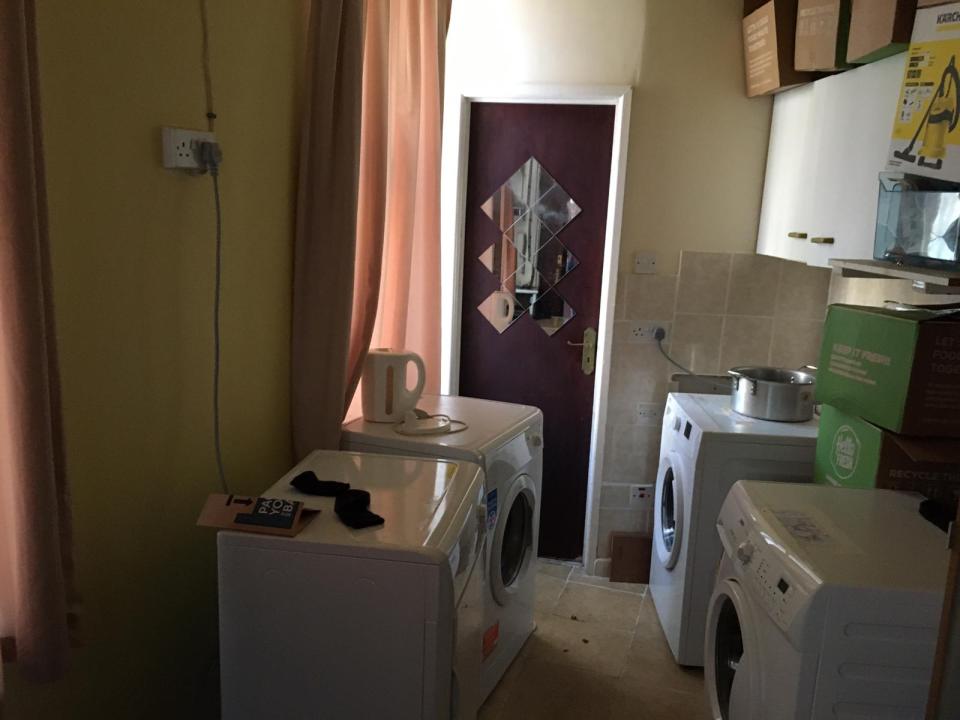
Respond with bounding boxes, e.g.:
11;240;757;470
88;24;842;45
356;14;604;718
291;0;364;457
344;0;450;417
0;0;75;685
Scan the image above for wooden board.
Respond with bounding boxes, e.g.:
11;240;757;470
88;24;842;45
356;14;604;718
609;532;652;584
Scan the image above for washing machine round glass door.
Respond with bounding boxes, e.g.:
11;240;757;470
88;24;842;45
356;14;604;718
705;575;761;720
654;451;686;570
490;473;537;606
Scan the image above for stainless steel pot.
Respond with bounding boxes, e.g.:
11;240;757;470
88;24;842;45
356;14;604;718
727;366;817;422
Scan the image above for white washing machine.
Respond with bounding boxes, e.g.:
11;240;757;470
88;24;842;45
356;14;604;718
706;481;948;720
651;393;818;666
342;394;543;701
218;451;486;720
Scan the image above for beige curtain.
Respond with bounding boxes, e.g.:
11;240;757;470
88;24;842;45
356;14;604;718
344;0;449;417
291;0;364;458
296;0;450;442
0;0;75;685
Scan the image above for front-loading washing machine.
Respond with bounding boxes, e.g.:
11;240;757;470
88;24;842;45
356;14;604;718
651;392;818;666
218;451;486;719
342;394;543;701
706;481;947;719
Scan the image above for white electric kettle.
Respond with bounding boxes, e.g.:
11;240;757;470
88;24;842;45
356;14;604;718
361;349;426;423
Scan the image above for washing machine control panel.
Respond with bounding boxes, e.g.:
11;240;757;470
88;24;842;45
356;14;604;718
718;514;814;642
746;540;804;633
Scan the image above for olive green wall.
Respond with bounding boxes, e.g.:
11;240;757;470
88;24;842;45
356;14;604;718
5;1;304;716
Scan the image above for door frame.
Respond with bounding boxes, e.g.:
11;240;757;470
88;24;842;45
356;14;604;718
440;84;632;572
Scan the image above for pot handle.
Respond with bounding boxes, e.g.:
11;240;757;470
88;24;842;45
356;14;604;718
727;369;758;396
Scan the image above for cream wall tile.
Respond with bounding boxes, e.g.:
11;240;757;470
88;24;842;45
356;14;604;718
608;371;669;407
719;315;773;369
603;453;659;487
599;484;630;508
770;319;823;368
610;341;673;380
775;261;831;320
669;314;723;374
610;425;661;457
602;424;660;487
676;251;731;314
726;254;781;316
624;273;678;320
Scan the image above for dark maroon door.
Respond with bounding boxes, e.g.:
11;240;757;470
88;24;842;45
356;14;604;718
459;102;615;560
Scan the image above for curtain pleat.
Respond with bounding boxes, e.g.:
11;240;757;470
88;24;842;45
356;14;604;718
291;0;364;458
0;0;75;684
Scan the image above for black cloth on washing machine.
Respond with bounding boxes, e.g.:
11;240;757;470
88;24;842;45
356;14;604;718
334;489;385;529
290;470;350;497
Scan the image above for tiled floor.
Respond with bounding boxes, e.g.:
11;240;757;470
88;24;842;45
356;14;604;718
479;560;711;720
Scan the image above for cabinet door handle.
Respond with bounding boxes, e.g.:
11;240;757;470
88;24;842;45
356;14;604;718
810;237;835;245
787;232;808;239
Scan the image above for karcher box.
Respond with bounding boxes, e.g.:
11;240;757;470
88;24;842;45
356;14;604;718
815;404;960;514
817;304;960;436
887;2;960;181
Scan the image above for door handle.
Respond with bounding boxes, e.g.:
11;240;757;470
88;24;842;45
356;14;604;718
568;328;597;376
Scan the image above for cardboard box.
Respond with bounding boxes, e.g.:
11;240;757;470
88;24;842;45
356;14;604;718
918;0;955;7
796;0;855;71
817;304;960;436
815;404;960;515
886;2;960;181
743;0;818;96
847;0;915;64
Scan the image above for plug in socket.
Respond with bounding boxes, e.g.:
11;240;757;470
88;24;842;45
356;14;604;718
628;323;667;344
162;127;217;170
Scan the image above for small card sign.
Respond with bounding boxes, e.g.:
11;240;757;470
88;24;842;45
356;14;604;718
197;494;318;537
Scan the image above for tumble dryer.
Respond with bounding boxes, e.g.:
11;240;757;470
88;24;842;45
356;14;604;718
651;392;818;666
342;394;543;701
706;481;948;720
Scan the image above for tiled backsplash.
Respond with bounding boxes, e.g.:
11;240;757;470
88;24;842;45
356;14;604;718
596;251;832;564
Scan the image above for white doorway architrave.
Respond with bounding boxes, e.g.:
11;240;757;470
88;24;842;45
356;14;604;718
440;84;632;574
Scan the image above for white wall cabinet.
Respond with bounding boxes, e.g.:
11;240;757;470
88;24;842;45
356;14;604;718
756;54;906;268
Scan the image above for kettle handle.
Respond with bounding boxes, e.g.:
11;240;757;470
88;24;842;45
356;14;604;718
402;353;426;411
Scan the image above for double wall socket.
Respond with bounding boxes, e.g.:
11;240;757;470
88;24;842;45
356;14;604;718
161;127;216;170
629;484;653;507
627;323;665;343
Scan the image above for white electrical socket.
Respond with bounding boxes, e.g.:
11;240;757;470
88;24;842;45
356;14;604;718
630;484;653;507
633;252;657;274
628;323;662;343
161;127;216;170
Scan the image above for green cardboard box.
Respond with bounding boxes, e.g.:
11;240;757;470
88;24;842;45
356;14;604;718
817;304;960;436
815;405;960;514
